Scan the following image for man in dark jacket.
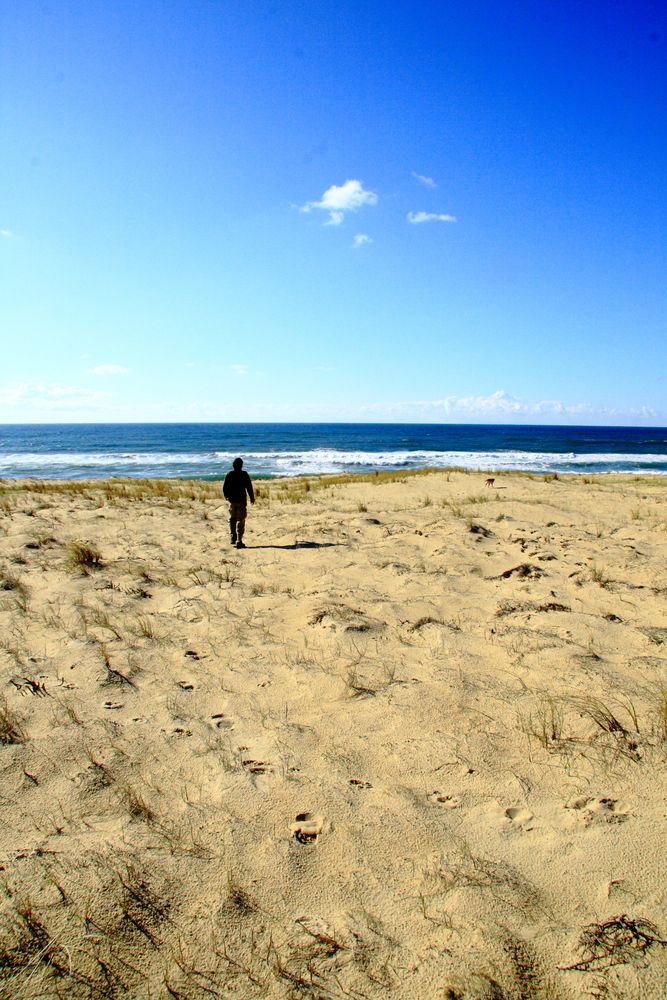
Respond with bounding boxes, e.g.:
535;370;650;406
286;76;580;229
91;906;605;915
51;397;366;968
223;457;255;549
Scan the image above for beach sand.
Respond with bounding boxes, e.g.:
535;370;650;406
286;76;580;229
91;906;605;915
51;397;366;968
0;470;665;999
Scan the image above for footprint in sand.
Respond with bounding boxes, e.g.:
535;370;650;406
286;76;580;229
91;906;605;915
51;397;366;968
290;812;324;844
210;713;234;730
242;758;273;774
430;791;462;809
504;806;535;830
565;796;628;825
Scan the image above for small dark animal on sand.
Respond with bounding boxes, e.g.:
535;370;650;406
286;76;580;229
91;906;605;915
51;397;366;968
485;477;495;488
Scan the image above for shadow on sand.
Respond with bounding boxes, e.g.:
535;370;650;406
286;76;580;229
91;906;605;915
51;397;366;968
243;541;342;551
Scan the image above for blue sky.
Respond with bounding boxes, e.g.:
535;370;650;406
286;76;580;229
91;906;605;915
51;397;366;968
1;0;665;424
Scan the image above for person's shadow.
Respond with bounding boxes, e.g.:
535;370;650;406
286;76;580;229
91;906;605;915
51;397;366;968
245;541;342;550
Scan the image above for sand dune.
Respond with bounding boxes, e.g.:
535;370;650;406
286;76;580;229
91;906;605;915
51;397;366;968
0;470;665;999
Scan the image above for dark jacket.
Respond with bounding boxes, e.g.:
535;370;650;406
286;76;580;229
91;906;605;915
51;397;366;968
223;469;254;505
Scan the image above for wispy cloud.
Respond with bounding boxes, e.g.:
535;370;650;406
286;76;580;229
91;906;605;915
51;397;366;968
361;390;659;421
301;179;378;226
0;228;12;238
88;364;129;375
353;233;373;248
0;381;112;410
412;172;437;189
407;211;456;224
231;364;248;376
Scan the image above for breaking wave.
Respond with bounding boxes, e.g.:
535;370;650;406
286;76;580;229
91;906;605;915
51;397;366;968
2;447;667;479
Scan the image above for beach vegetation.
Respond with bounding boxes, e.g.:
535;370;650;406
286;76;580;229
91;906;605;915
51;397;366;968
99;645;137;688
0;697;27;744
67;540;103;571
85;606;124;640
589;563;610;587
520;696;565;748
134;614;156;638
442;499;464;516
187;565;221;586
119;782;156;824
0;570;29;611
560;914;667;973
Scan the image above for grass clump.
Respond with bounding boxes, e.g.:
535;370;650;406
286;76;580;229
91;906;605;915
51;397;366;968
0;571;29;610
520;697;564;748
589;564;610;588
561;914;667;972
0;697;27;744
67;541;103;571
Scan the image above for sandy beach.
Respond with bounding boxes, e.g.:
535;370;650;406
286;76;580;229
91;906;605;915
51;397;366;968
0;469;665;999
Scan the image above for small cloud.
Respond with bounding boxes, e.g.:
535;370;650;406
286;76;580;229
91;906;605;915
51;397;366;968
301;179;378;226
0;229;12;238
407;211;456;224
185;361;195;368
231;364;247;376
412;172;437;189
88;364;129;375
353;234;373;248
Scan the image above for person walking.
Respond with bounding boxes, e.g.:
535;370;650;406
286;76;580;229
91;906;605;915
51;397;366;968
223;457;255;549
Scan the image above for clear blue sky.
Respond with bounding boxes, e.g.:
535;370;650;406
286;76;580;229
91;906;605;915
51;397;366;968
1;0;665;424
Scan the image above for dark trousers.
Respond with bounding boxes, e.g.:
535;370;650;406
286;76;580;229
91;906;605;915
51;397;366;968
228;502;247;541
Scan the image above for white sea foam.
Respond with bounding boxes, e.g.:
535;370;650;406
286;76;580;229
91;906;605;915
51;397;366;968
0;451;215;469
1;447;666;478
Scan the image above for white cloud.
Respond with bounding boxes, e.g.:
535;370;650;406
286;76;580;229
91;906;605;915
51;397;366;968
231;364;248;376
407;211;456;224
353;234;373;248
360;390;659;421
0;228;12;238
301;179;378;225
0;381;112;411
412;172;437;189
88;364;129;375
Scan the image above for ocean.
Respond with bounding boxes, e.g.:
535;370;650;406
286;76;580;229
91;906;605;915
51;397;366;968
0;423;666;479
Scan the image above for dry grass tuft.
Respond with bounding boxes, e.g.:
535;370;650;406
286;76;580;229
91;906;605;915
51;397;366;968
589;564;611;587
520;697;565;748
0;697;27;744
0;571;29;610
561;914;667;972
67;540;104;571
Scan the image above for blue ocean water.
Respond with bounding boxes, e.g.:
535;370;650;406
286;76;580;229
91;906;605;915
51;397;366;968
0;423;666;479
